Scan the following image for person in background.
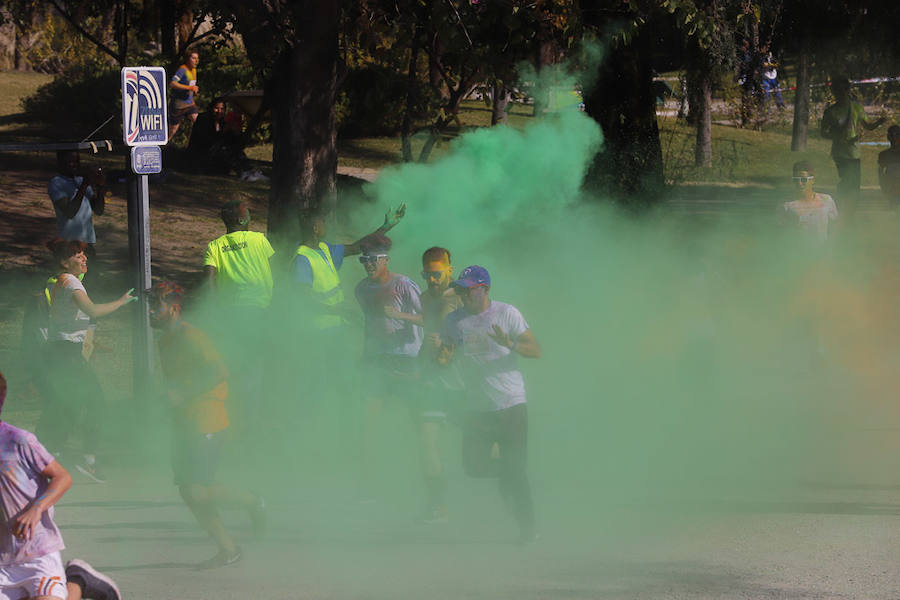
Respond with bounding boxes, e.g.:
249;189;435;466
820;76;885;218
877;125;900;209
779;161;838;243
187;98;259;180
761;47;785;109
39;239;135;482
203;200;274;437
169;49;200;141
47;151;106;260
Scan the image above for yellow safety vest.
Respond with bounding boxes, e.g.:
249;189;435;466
296;243;345;329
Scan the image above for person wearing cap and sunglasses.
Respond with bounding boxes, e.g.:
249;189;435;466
353;234;423;501
437;265;541;544
780;160;838;243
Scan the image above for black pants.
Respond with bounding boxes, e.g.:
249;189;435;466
36;341;106;454
834;157;861;219
462;403;534;536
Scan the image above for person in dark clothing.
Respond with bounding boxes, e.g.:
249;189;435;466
186;98;254;178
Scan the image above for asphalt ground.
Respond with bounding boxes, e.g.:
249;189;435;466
52;426;900;600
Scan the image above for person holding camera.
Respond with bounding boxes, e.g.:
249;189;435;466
47;150;106;259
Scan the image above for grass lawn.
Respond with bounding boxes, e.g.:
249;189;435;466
0;71;51;121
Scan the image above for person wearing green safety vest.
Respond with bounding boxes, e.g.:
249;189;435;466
291;204;407;329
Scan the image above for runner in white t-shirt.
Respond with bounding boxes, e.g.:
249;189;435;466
438;266;541;544
780;160;838;243
0;371;122;600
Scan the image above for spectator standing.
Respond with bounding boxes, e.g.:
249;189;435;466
47;151;106;257
761;49;785;109
39;239;135;482
820;76;885;218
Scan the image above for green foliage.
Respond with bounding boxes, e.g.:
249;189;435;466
10;8;113;73
18;38;263;142
21;59;121;139
189;40;262;107
337;64;409;137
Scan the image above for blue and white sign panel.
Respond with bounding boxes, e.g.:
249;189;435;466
121;67;168;147
131;146;162;174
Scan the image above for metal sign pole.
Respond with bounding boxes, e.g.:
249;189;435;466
134;174;153;392
121;65;167;403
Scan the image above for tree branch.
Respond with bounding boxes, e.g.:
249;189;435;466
47;0;120;64
181;10;207;51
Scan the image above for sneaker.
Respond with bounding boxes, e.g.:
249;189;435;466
75;455;106;484
196;547;242;570
65;559;121;600
418;504;448;525
250;496;267;539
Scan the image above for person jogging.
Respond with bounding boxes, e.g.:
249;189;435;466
353;235;423;501
438;265;541;544
384;246;461;522
0;371;122;600
150;282;266;569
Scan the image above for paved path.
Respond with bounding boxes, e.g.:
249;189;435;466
54;455;900;599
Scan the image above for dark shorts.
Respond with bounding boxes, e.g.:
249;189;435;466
418;379;459;422
363;355;449;420
173;430;223;486
169;101;199;125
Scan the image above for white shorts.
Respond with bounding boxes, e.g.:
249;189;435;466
0;552;67;600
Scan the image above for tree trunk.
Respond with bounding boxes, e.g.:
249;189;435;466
791;43;810;152
401;31;419;163
13;28;25;70
266;2;338;253
176;7;193;55
491;82;510;125
690;71;712;168
159;0;177;65
582;29;664;207
532;40;555;117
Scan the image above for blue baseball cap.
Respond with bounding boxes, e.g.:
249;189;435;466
451;265;491;288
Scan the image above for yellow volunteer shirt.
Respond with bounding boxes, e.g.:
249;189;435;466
204;230;275;308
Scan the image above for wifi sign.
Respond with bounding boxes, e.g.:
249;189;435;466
121;67;168;146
